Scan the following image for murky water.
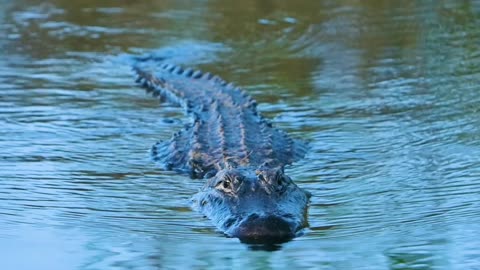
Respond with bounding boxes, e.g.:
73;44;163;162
1;1;480;269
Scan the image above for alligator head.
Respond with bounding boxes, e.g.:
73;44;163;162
192;166;310;244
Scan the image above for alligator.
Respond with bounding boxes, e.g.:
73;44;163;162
133;61;310;244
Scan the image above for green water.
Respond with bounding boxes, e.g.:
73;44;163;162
1;1;479;269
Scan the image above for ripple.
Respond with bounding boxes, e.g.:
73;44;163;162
1;0;480;269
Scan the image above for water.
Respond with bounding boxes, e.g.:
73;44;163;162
1;1;480;269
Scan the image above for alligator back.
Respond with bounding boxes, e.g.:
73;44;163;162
134;63;306;178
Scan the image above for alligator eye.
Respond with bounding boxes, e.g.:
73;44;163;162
275;174;290;193
222;181;230;189
274;172;283;185
216;180;232;192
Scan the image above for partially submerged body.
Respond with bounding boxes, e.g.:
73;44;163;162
134;61;310;243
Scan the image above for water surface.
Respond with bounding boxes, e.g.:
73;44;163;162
1;1;480;269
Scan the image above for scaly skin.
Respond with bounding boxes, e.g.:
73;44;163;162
134;62;310;243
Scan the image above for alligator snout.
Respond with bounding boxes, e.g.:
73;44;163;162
231;214;295;244
193;167;310;244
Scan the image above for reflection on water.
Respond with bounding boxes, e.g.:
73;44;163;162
1;0;480;269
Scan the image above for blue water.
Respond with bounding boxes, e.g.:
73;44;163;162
1;1;480;269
